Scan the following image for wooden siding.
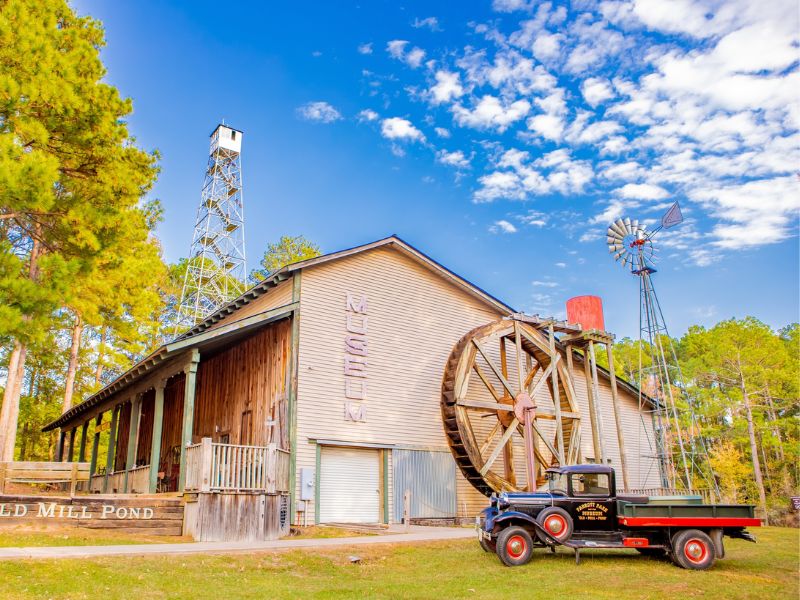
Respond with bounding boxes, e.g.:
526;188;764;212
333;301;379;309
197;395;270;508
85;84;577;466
158;374;185;491
203;280;293;334
136;390;155;466
191;319;291;448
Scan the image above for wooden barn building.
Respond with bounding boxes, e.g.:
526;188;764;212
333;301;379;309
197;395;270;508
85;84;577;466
42;236;662;539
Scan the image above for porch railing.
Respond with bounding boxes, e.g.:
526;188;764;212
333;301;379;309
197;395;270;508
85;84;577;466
87;464;151;494
185;438;289;494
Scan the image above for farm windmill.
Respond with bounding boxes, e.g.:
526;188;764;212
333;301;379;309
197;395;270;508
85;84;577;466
607;203;719;498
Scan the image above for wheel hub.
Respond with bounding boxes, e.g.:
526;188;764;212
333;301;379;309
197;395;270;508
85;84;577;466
686;541;704;561
546;516;564;534
507;535;526;558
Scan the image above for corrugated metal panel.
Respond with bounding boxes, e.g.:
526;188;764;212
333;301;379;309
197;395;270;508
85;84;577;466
319;447;380;523
393;449;456;521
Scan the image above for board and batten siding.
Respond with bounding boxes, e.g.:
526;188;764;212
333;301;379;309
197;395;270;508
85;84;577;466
295;246;504;524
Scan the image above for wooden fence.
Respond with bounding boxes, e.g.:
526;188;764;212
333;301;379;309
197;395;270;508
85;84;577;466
185;438;289;494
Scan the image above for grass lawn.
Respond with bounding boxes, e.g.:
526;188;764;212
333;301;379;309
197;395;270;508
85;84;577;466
0;527;796;599
0;528;190;548
288;526;376;539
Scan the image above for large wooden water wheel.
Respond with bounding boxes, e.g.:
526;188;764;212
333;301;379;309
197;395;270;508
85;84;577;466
441;319;582;496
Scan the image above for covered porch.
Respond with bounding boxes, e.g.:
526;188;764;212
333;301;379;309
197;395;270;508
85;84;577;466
43;299;298;498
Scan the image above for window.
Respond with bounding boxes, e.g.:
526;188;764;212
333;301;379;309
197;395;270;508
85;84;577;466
547;472;569;495
571;473;610;496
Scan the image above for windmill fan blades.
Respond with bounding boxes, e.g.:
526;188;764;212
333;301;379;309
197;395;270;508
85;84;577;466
623;217;632;233
610;219;627;237
614;249;628;262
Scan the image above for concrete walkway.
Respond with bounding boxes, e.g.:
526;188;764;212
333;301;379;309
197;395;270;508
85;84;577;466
0;526;475;561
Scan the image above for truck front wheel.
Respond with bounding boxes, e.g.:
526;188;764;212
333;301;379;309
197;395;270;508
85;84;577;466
496;526;534;567
535;507;573;544
671;529;716;570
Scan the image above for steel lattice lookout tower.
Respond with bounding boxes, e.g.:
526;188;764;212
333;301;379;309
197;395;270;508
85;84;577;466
177;124;247;329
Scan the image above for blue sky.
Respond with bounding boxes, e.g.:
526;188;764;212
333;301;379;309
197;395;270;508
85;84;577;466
74;0;799;339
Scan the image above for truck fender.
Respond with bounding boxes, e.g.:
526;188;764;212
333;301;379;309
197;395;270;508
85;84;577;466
709;528;725;559
493;511;538;530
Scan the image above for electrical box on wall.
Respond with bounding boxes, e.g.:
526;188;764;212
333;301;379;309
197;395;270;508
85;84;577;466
300;468;314;501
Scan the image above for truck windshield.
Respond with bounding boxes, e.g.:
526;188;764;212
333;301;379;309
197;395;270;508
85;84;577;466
548;473;568;495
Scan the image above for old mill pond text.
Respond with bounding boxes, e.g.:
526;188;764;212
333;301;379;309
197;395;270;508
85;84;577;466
0;502;155;520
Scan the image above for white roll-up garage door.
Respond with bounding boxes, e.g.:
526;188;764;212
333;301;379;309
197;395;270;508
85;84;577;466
319;446;380;523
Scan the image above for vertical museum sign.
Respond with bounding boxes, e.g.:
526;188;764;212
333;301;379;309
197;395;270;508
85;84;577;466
344;292;368;421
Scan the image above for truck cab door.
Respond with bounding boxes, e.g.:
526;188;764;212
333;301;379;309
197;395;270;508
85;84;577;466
569;473;616;531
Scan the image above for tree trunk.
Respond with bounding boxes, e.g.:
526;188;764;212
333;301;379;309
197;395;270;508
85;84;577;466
0;231;41;461
0;342;27;461
763;387;785;462
18;421;30;461
95;326;107;388
62;313;84;413
741;375;768;524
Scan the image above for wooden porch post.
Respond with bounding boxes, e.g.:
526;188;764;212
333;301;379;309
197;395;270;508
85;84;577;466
55;430;65;461
103;404;120;493
66;427;76;462
78;420;90;463
89;413;103;477
124;395;142;492
178;350;200;491
149;379;167;493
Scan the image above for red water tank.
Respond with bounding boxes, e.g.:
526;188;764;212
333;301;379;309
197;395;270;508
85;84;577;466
566;296;605;331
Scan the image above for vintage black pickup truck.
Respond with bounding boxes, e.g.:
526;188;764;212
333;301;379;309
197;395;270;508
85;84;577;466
477;464;760;570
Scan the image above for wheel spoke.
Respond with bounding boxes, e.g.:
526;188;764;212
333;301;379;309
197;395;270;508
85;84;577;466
472;339;516;397
514;321;525;393
479;417;519;476
479;421;502;455
503;431;517;487
471;363;502;402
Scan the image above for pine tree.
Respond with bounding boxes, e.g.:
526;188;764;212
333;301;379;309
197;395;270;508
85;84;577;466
0;0;159;460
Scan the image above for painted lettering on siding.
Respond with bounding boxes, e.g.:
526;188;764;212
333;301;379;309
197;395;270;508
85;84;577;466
344;292;368;421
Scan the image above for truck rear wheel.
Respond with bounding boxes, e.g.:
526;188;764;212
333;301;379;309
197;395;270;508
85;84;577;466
671;529;716;570
536;507;573;544
496;526;534;567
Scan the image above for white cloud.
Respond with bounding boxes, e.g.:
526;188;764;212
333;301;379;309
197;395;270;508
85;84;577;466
691;176;800;248
554;262;567;268
380;117;425;141
357;109;379;122
434;127;451;138
387;40;408;60
358;42;373;55
412;16;441;31
492;0;532;12
429;71;464;105
532;280;558;287
387;40;427;69
489;219;518;234
617;183;670;200
296;101;342;123
436;149;471;169
474;171;525;202
532;32;563;61
452;95;531;132
527;113;565;142
519;210;548;227
582;78;614;107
